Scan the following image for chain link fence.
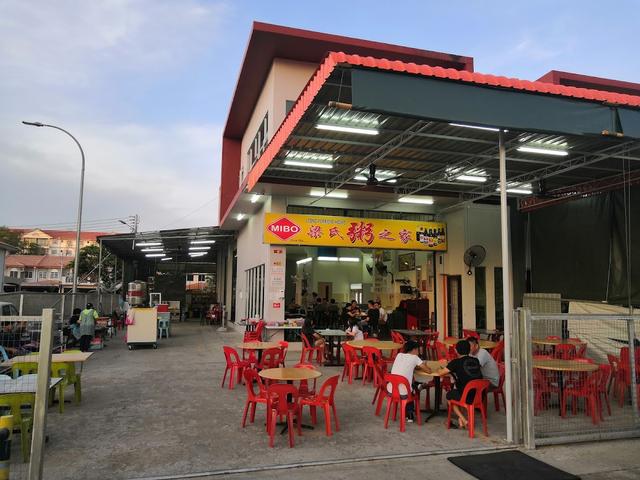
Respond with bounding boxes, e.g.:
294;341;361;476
0;292;121;319
515;310;640;446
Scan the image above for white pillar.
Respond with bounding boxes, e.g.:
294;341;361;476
499;131;514;442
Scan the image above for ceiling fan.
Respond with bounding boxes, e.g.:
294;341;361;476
358;164;402;187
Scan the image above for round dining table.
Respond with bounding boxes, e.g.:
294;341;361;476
238;341;280;363
413;360;449;422
533;358;598;416
531;338;586;346
347;340;403;351
258;367;322;382
443;338;497;350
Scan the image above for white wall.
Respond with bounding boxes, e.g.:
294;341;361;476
436;204;504;334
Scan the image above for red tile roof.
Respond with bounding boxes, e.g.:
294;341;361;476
244;51;640;193
5;255;73;269
10;229;110;242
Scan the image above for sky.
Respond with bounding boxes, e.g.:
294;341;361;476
1;0;638;233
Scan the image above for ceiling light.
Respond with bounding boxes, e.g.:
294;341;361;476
236;213;245;221
496;183;533;195
456;174;488;183
140;248;163;252
250;193;262;203
160;257;173;261
517;146;568;156
316;124;379;135
284;160;333;169
309;189;348;199
339;257;360;262
189;246;211;251
191;240;216;245
317;256;339;262
296;257;312;265
398;196;434;205
449;123;500;132
136;242;162;247
145;253;166;258
189;252;207;257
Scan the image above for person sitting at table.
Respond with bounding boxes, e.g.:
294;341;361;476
434;340;482;429
78;303;99;352
66;308;82;348
302;316;326;349
345;317;364;341
468;336;500;388
388;340;431;423
0;321;27;357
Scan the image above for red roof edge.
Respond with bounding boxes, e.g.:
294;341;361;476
537;70;640;97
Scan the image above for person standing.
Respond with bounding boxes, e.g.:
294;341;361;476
78;303;98;352
365;300;380;337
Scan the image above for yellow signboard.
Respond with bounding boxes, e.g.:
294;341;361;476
263;213;447;251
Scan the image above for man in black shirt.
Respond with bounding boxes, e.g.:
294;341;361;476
438;340;482;429
365;300;380;337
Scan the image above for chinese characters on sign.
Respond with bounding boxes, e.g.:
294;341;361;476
264;213;447;251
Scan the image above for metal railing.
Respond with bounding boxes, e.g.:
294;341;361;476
512;309;640;447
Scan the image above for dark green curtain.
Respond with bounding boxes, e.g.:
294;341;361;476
527;185;639;306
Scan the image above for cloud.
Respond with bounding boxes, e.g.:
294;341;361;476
0;1;230;231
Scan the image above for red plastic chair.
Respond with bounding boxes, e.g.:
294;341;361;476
553;344;577;360
606;354;620;400
300;335;324;365
488;363;506;412
300;375;340;436
362;346;384;385
425;332;440;360
462;329;480;339
241;369;268;427
391;331;406;345
243;321;265;342
562;369;600;424
266;384;301;448
371;361;387;407
379;373;422;432
434;341;448;361
596;364;612;419
490;340;505;362
278;341;288;367
446;379;490;438
294;363;318;398
341;344;364;384
221;346;250;390
257;348;282;371
533;368;559;415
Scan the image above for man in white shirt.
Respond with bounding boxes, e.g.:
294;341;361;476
388;340;431;422
468;337;500;387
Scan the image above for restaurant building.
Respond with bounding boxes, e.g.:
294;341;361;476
217;22;640;341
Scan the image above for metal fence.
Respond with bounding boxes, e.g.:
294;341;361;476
0;292;121;320
513;309;640;446
0;309;56;479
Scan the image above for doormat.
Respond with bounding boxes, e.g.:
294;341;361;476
448;451;580;480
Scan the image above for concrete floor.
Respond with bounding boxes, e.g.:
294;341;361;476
32;321;640;480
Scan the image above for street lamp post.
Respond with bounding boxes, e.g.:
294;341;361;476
22;121;85;313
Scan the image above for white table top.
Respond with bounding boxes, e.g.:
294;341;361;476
0;376;62;394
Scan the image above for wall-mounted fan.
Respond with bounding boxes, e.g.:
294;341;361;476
366;264;373;276
463;245;486;276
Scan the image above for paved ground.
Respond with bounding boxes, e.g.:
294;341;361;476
28;321;640;480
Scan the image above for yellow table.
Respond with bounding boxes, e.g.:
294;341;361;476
1;352;93;367
238;342;280;350
347;340;403;351
258;367;322;382
533;358;598;373
443;338;497;350
413;360;450;422
531;338;586;346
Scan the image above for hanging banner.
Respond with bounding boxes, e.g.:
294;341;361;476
264;213;446;251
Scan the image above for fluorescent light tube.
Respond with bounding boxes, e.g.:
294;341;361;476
339;257;360;262
189;252;207;257
496;184;533;195
456;174;488;183
191;240;216;244
296;257;312;265
398;196;434;205
189;246;211;251
449;123;500;132
236;213;245;221
284;160;333;169
316;124;379;135
145;253;165;258
136;242;162;247
140;248;163;252
317;256;339;262
517;146;568;156
160;257;173;261
250;194;261;203
309;189;348;199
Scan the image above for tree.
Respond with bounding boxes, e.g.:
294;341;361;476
67;244;117;287
0;226;23;250
23;242;46;255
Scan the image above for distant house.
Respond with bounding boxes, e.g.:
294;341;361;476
0;241;19;292
4;255;76;291
10;228;110;256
